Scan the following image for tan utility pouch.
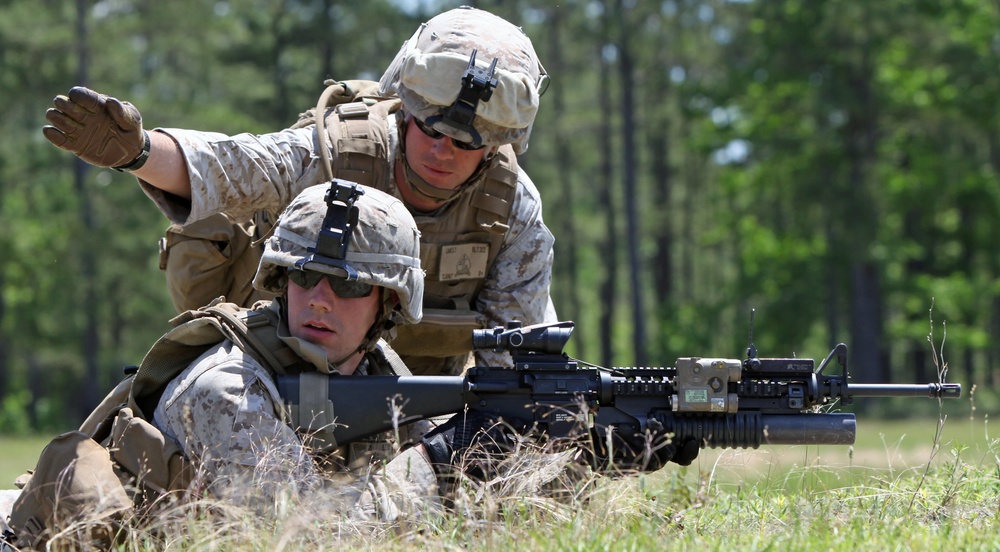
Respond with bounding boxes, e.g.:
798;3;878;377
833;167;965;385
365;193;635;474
105;407;195;498
158;212;274;312
389;308;486;358
7;432;132;549
7;408;194;549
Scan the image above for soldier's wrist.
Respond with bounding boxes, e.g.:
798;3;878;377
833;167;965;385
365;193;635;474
112;130;151;172
420;429;455;468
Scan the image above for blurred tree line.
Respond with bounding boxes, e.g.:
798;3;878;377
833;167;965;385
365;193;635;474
1;0;994;431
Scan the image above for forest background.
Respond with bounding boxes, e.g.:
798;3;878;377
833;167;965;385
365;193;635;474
0;0;993;431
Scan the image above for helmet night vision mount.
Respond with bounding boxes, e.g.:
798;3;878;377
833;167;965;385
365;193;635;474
424;50;499;149
297;180;365;281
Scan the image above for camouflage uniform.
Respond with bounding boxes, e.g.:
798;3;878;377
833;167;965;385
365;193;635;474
151;300;437;512
150;182;438;516
0;184;440;543
139;7;556;374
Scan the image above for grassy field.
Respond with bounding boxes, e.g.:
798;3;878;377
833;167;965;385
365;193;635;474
1;413;996;550
3;417;975;487
0;434;52;487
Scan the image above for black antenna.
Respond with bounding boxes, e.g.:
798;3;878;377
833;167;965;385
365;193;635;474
746;308;757;360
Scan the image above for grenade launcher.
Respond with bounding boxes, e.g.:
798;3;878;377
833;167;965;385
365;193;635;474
276;320;961;471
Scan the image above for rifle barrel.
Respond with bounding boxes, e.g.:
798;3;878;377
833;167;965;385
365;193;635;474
848;383;961;399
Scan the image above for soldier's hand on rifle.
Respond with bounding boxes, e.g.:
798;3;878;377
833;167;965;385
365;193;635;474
662;437;700;467
420;411;532;480
43;86;149;171
618;432;700;471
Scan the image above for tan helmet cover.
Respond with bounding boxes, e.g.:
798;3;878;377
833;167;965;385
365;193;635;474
254;183;424;327
378;6;546;154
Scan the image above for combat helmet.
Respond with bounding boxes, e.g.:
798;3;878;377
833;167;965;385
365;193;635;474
378;6;548;155
254;180;423;354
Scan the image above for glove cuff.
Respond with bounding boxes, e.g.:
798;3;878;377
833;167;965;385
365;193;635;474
112;130;151;172
420;430;454;467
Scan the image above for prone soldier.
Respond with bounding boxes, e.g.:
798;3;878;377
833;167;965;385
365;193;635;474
2;182;447;548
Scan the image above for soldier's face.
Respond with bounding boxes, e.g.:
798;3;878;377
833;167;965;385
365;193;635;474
403;116;486;190
285;275;381;375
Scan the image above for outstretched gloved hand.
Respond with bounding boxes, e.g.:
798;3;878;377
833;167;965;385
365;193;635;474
43;86;148;170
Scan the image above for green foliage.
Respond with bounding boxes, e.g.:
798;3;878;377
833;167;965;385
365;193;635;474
0;391;32;435
1;0;998;428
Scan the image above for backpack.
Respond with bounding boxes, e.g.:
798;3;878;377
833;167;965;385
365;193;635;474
158;79;384;313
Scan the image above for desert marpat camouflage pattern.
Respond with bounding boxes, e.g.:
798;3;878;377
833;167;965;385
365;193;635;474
139;7;555;371
138;121;557;368
152;323;440;519
378;7;545;154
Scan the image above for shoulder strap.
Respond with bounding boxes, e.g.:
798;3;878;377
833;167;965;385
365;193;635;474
370;339;412;376
289;79;385;130
327;98;401;188
128;302;303;419
202;303;303;376
472;146;520;235
292;79;402;190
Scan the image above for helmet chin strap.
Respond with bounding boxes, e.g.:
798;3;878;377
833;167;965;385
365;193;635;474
400;152;462;205
397;113;496;209
327;288;397;372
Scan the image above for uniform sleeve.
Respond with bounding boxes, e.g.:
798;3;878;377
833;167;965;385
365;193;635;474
153;342;323;507
474;169;558;366
138;126;328;225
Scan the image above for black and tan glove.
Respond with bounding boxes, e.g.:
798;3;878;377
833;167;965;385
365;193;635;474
420;411;533;481
43;86;149;171
608;428;701;471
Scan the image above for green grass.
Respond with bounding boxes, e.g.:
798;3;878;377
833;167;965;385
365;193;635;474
0;434;51;487
4;414;998;550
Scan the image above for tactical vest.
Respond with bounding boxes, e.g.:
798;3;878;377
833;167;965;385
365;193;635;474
160;80;522;373
306;91;521;372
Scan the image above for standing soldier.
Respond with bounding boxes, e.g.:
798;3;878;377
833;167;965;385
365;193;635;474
42;6;556;376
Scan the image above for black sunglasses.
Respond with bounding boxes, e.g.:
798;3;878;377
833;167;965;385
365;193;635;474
412;117;485;151
286;267;374;298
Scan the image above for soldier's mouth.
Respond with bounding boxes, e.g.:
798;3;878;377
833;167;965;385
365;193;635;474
304;322;334;333
421;162;451;177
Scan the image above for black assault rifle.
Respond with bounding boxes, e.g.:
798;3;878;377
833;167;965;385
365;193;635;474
276;320;961;471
